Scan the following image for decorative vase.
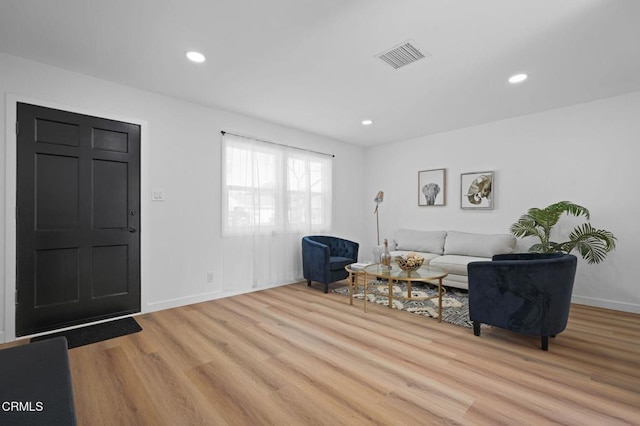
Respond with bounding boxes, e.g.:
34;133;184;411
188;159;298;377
380;239;392;269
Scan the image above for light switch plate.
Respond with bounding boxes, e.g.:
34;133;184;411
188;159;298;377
152;189;165;201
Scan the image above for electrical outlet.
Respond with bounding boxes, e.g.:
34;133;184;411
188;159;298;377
207;272;214;283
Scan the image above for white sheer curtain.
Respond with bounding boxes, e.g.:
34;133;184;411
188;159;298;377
221;133;332;290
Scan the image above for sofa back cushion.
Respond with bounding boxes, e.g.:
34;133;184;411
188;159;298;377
393;229;446;254
444;231;516;258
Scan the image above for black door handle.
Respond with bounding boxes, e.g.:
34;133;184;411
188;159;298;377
119;227;137;233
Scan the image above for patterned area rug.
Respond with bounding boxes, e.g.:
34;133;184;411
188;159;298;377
334;281;473;328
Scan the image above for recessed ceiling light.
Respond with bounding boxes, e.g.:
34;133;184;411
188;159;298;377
362;119;373;126
186;51;206;63
508;73;528;84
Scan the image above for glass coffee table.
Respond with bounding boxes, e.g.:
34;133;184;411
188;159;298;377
363;263;448;322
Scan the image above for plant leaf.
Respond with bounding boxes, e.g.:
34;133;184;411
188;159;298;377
510;214;543;239
547;201;590;220
528;206;563;231
563;223;617;264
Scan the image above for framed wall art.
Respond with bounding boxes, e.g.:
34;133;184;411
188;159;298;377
418;169;446;206
461;171;494;210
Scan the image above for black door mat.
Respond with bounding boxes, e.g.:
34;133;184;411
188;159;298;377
30;317;142;349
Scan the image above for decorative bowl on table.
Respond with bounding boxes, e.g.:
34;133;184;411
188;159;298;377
395;252;424;272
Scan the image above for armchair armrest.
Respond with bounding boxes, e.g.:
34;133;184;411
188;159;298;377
303;238;331;262
302;237;331;283
468;259;551;296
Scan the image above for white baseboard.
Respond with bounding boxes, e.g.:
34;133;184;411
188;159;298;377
144;282;292;314
572;295;640;314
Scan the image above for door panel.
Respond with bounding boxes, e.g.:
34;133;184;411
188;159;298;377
35;118;80;146
16;102;141;336
92;127;128;152
92;245;129;298
93;160;128;229
36;154;80;230
35;248;80;308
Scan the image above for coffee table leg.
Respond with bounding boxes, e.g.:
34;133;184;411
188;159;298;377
407;281;412;299
349;272;354;305
364;272;368;312
438;278;443;323
388;277;393;307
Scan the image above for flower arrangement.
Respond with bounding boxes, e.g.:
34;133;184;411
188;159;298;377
395;252;424;272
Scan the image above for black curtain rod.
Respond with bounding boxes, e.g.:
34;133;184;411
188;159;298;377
221;130;335;158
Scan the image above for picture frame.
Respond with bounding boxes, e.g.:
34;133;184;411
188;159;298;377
418;169;446;206
460;171;494;210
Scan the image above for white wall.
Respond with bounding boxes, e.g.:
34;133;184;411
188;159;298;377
0;52;366;342
365;91;640;313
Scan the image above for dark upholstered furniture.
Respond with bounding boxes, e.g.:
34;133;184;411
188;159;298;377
302;236;359;293
468;253;577;351
0;337;77;425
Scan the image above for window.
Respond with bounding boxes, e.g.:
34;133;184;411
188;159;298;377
222;133;332;236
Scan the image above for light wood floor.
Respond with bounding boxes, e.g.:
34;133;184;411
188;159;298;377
8;281;640;425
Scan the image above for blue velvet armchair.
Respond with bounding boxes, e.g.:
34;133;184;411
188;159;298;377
467;252;577;351
302;236;359;293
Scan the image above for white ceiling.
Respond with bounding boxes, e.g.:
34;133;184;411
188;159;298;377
1;0;639;147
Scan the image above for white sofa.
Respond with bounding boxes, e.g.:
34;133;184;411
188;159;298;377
389;229;517;290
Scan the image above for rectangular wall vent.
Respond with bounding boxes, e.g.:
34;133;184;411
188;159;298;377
375;40;429;69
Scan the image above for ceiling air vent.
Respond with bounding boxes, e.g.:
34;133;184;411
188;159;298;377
375;40;429;69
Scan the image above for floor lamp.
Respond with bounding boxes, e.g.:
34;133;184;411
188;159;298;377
374;191;384;246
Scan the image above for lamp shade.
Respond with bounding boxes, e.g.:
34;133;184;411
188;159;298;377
374;191;384;203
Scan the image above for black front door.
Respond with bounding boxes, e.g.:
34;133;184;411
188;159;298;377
16;102;141;337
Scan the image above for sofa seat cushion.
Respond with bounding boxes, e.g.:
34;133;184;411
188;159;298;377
330;256;354;271
444;231;516;258
441;274;468;284
390;251;441;265
430;254;489;276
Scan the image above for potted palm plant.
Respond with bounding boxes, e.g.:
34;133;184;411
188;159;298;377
510;201;616;264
